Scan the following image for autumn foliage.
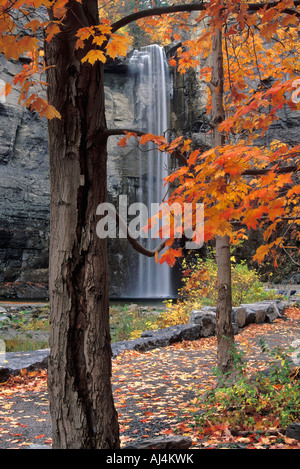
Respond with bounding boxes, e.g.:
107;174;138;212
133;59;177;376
3;0;300;450
1;0;299;270
121;0;300;269
1;306;299;449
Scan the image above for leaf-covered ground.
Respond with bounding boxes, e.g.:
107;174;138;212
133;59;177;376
0;306;299;449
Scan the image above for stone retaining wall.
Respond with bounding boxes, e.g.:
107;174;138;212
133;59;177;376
1;297;299;382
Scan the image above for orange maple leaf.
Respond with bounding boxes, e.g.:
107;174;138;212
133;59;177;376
81;49;106;65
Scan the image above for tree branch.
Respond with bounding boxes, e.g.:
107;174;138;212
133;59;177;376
243;165;298;175
282;245;300;266
172;149;188;166
247;0;300;16
111;1;300;33
104;128;146;138
111;3;207;33
104;128;188;165
115;211;167;257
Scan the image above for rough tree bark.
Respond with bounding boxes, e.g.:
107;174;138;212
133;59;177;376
45;0;119;449
209;27;235;375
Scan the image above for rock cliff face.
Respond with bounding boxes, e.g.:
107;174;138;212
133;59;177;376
105;61;145;297
2;43;298;299
0;52;202;298
0;57;50;298
0;37;209;299
0;58;138;298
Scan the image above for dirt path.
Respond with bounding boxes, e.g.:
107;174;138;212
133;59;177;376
0;310;299;449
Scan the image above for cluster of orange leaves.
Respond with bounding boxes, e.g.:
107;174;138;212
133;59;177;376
1;0;300;268
0;368;47;392
0;0;132;110
118;127;300;267
118;1;300;268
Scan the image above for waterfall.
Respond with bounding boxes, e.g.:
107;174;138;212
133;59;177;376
128;44;174;299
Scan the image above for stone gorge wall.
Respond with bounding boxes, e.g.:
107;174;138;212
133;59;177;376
105;61;145;297
0;58;140;298
2;41;297;299
0;52;203;299
0;56;50;299
100;52;210;298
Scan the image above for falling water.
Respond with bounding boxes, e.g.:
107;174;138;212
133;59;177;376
128;44;174;298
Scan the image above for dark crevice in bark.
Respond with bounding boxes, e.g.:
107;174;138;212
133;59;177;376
65;242;101;447
70;256;96;445
69;100;97;445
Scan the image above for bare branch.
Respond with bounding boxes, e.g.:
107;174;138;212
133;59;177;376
104;128;188;165
282;245;300;266
111;1;300;34
111;3;207;33
243;165;298;175
115;211;167;257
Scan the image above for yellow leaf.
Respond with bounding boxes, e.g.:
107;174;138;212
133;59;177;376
76;26;95;42
106;34;130;59
24;19;44;33
42;103;61;120
81;49;106;65
52;0;69;19
236;437;251;444
23;95;61;120
93;35;107;47
0;82;12;98
253;243;271;263
45;23;61;43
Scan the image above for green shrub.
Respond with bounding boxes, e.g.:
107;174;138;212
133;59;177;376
4;338;49;352
109;305;158;341
180;253;279;307
195;340;300;431
155;252;280;329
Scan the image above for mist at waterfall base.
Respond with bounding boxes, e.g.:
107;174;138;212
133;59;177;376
123;45;178;300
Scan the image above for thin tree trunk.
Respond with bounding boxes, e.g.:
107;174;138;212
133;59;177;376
215;234;234;374
210;27;235;375
45;0;119;449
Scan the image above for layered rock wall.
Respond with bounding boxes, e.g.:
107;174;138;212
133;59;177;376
0;52;201;298
0;59;140;298
0;57;49;298
2;38;298;298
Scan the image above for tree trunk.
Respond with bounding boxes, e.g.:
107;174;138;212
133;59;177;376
210;27;235;375
45;1;119;449
215;234;234;374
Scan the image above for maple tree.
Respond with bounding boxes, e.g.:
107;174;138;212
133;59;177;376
0;0;209;450
1;0;300;449
121;0;300;373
